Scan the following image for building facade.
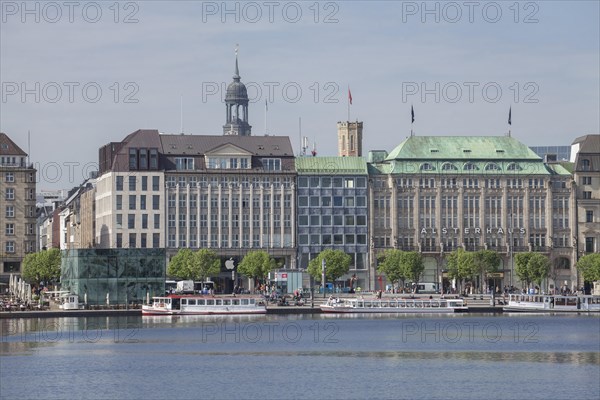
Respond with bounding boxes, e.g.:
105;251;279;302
0;133;36;282
572;135;600;264
367;135;576;292
296;156;369;288
337;121;363;157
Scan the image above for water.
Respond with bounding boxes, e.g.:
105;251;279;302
1;314;599;400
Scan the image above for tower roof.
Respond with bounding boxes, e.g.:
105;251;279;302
225;53;248;103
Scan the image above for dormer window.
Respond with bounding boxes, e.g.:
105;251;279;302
463;162;477;171
206;156;250;169
175;157;194;170
485;163;500;171
507;163;521;171
262;158;281;171
420;163;434;171
441;162;457;171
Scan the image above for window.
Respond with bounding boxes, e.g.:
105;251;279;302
333;196;343;207
116;195;123;210
463;162;477;171
139;149;148;170
129;233;136;248
356;215;367;225
581;159;591;171
485;163;500;171
153;195;160;210
140;195;147;210
586;210;594;223
175;157;194;170
128;214;135;229
142;214;148;229
344;178;355;188
240;158;249;169
507;163;521;171
345;215;355;225
116;176;124;191
6;188;14;200
141;233;147;248
5;223;14;235
154;214;160;229
116;234;122;248
262;158;281;171
585;237;595;253
420;163;434;171
5;241;15;253
298;177;308;188
141;176;148;190
149;149;158;169
153;233;160;248
583;191;592;199
5;206;14;218
582;176;592;185
129;195;136;210
152;176;160;190
5;172;14;182
129;148;138;170
116;214;123;228
442;163;457;171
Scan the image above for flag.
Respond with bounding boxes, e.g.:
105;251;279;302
508;106;512;125
348;88;352;105
411;105;415;124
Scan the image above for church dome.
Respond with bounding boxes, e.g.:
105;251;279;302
225;55;248;103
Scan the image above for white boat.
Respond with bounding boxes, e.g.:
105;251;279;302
142;295;267;315
58;294;85;310
320;297;468;313
503;294;600;313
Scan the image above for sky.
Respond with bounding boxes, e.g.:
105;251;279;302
1;0;599;190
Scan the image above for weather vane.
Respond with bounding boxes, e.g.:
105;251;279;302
235;43;239;56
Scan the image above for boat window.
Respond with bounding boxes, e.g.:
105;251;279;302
188;299;196;305
223;300;231;305
232;299;240;305
181;299;187;305
566;298;577;306
206;299;214;305
215;300;222;305
241;299;249;305
197;299;205;305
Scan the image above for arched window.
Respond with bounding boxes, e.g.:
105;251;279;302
581;159;591;171
485;163;500;171
420;163;434;171
507;163;521;171
463;162;478;171
441;162;458;171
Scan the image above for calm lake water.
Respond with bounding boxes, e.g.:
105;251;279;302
1;313;599;400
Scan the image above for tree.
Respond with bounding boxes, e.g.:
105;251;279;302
446;249;477;294
237;250;275;283
21;248;61;286
528;253;550;289
377;249;406;292
474;250;501;292
514;252;550;291
577;253;600;283
167;249;199;281
402;251;424;290
195;249;221;282
514;252;534;288
307;249;351;283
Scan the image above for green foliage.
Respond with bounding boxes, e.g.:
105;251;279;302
167;249;199;280
514;252;534;287
237;250;275;281
402;251;424;284
514;252;549;288
377;249;406;287
307;249;351;283
474;250;501;289
195;249;221;281
21;249;61;285
167;248;221;281
576;254;600;282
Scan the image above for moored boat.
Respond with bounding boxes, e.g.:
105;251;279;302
142;295;267;315
503;294;600;313
320;296;468;313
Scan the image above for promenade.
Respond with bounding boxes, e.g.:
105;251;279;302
0;293;504;318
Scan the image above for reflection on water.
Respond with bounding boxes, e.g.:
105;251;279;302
2;314;599;400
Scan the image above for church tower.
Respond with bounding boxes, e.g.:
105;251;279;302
223;50;252;136
337;121;363;157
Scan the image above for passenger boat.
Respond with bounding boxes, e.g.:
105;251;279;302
320;297;468;313
503;294;600;313
142;295;267;315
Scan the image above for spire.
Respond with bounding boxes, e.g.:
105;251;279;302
233;44;240;80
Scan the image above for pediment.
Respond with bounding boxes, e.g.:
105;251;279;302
205;143;253;157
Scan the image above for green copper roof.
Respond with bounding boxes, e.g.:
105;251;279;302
296;156;368;175
385;136;542;161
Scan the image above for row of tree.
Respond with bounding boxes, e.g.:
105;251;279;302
17;247;600;293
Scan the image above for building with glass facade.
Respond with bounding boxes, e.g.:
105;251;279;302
296;156;369;288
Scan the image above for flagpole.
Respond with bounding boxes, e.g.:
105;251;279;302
265;99;268;135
